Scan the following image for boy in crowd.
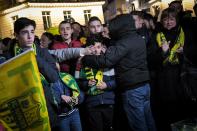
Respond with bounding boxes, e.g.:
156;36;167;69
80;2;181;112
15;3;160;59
77;16;116;131
10;17;60;129
10;17;92;131
51;20;82;75
86;17;110;47
79;40;116;131
52;71;83;131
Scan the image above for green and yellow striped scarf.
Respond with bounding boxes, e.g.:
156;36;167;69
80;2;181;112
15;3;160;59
156;27;184;65
14;43;80;98
84;67;104;95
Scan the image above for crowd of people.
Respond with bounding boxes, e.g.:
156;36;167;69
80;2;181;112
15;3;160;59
0;0;197;131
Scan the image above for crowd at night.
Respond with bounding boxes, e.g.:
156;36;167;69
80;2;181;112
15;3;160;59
0;0;197;131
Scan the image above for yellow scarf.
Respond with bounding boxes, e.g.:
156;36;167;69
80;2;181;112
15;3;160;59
156;27;184;64
14;43;80;103
84;67;104;95
14;43;36;56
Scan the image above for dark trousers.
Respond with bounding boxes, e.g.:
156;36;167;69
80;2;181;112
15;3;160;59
87;105;114;131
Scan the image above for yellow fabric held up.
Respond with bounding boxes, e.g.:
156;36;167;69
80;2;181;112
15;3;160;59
0;50;50;131
156;27;185;64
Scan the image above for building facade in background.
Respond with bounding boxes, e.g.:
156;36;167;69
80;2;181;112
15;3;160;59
0;0;105;38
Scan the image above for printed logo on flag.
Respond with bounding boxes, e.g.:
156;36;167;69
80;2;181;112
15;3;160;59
0;50;50;131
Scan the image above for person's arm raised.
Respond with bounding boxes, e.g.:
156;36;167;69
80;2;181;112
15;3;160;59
49;47;93;62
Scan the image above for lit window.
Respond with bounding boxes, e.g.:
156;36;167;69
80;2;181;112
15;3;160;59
42;11;52;30
63;11;75;23
63;11;71;21
84;10;91;24
129;3;135;12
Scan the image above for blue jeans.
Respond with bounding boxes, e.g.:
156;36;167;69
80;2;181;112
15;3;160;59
121;83;156;131
58;109;82;131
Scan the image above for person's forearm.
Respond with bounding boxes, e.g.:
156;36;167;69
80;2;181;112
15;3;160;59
49;48;84;62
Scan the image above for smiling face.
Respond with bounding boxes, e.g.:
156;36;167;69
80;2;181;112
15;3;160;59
15;25;35;48
59;22;73;43
162;16;177;30
161;8;178;30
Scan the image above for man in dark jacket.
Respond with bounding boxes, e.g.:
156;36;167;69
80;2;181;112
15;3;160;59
82;14;156;131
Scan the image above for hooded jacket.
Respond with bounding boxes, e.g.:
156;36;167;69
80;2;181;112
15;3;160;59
82;14;149;91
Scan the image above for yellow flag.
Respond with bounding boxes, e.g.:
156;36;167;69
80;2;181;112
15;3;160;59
0;50;50;131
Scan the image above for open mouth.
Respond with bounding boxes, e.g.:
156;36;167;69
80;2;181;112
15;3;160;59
64;34;68;37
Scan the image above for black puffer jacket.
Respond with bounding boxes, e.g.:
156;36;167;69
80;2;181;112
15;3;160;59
82;14;149;91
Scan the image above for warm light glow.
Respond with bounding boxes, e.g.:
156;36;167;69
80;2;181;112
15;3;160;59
0;3;27;15
148;0;156;4
132;0;139;9
28;1;105;7
17;0;26;2
0;1;105;38
0;1;105;15
160;0;195;12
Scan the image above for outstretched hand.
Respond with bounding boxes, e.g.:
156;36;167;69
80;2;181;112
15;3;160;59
83;46;96;55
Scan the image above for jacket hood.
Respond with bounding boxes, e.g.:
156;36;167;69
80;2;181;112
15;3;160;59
109;14;136;40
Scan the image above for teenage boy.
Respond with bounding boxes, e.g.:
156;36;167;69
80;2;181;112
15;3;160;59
10;17;90;131
86;16;110;46
79;40;116;131
51;21;82;75
10;17;60;129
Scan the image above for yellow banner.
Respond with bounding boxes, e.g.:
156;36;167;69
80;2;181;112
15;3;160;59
0;50;50;131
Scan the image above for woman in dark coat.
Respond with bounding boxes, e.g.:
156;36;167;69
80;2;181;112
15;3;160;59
147;8;187;131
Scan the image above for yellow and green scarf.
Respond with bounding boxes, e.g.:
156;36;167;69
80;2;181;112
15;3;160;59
14;43;80;98
14;43;37;56
156;27;184;65
84;67;104;95
59;72;80;98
